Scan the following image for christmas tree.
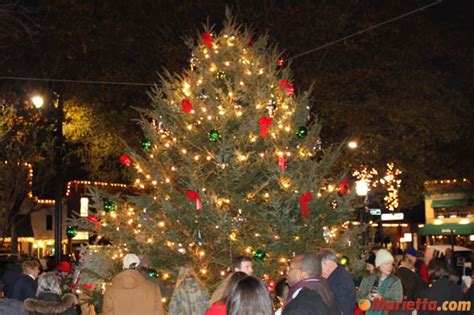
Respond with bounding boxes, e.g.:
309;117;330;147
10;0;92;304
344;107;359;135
78;12;359;289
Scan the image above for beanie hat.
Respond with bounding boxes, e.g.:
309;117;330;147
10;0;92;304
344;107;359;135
123;254;140;269
366;253;376;266
405;246;417;257
57;261;72;273
375;249;394;267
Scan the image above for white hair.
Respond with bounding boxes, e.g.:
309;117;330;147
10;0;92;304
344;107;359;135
37;272;62;296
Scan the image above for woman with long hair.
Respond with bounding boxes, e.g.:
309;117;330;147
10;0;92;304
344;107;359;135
23;272;78;315
169;265;209;315
205;272;247;315
357;249;403;315
226;276;273;315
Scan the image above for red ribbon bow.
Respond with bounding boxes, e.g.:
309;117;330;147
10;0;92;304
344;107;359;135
278;156;286;171
339;177;351;196
202;32;212;49
120;154;131;167
278;79;295;96
87;215;100;228
258;116;273;138
299;192;313;218
186;190;202;212
181;99;193;113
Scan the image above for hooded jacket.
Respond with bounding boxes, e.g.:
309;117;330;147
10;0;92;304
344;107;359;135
24;292;78;315
103;269;164;315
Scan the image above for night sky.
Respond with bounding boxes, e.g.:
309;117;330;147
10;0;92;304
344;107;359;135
1;0;473;209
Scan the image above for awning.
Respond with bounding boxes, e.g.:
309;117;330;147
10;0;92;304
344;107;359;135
432;199;469;208
419;223;474;236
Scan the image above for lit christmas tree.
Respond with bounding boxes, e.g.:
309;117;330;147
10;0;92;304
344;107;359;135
78;12;359;289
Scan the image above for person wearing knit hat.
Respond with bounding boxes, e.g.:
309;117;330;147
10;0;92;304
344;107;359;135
375;249;394;268
357;249;403;314
122;253;140;270
405;246;429;284
365;253;376;274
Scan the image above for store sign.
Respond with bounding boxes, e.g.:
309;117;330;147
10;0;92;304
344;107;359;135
381;213;404;221
370;208;381;215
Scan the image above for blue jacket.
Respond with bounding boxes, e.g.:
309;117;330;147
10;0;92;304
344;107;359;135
12;274;37;302
326;265;356;315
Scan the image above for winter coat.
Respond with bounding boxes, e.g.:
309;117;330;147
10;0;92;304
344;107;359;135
282;287;337;315
24;292;78;315
326;265;357;315
0;297;29;315
395;266;425;300
418;277;466;315
204;302;226;315
13;274;37;302
209;274;232;305
102;269;164;315
357;274;403;315
169;277;209;315
1;263;23;298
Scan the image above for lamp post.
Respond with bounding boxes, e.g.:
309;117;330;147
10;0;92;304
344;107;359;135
31;93;65;265
356;180;369;246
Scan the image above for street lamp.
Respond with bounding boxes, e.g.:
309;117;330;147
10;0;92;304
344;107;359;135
356;180;369;246
348;140;358;150
32;92;65;266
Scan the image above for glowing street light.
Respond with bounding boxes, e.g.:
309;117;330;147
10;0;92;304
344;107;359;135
31;95;44;108
355;180;369;197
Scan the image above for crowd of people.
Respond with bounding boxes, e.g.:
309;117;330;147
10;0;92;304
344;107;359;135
1;246;474;314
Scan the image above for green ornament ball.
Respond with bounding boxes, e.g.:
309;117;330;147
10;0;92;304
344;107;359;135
216;71;226;80
253;249;267;262
296;126;308;139
66;226;78;238
148;268;158;278
104;200;116;212
141;139;152;150
208;129;220;142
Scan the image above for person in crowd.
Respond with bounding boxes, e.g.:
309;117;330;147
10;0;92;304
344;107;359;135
12;259;41;302
443;247;454;270
419;258;465;315
357;249;403;315
283;253;340;315
1;259;24;298
405;246;429;284
210;255;253;304
169;265;209;315
366;253;376;275
395;257;425;301
274;278;289;315
226;276;273;315
205;272;247;315
102;253;164;315
23;272;78;315
319;248;356;315
0;297;29;315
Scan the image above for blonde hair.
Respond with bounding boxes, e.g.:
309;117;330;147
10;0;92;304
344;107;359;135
37;272;62;296
22;260;40;273
175;265;203;289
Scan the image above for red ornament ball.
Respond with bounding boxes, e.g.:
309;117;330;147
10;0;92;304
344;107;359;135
120;154;131;167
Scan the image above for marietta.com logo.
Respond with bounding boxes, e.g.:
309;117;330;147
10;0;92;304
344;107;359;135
358;297;471;312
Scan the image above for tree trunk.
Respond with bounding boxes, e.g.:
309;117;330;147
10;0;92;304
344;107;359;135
10;223;18;254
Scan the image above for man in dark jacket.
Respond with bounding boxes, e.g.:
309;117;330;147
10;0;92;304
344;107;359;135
283;253;340;315
1;262;23;298
12;260;41;302
319;249;356;315
395;257;426;301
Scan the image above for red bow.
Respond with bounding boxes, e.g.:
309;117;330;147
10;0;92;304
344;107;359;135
186;190;202;212
339;177;351;196
300;192;313;218
120;154;131;167
278;79;295;96
278;156;286;171
87;215;100;228
258;116;273;138
181;99;193;113
202;32;212;49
